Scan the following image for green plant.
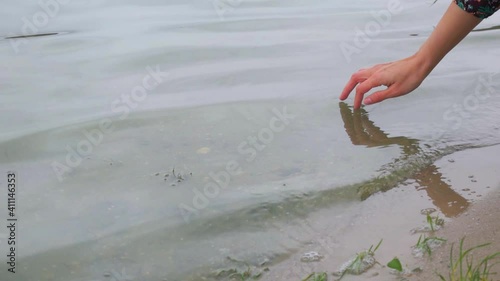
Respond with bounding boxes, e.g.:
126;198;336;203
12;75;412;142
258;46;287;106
438;238;500;281
336;239;383;279
415;235;446;257
427;214;435;231
387;257;403;272
302;272;327;281
426;214;445;232
214;257;268;280
231;267;252;280
371;239;383;254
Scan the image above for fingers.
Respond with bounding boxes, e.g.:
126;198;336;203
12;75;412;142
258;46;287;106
341;63;396;108
339;78;359;101
353;76;384;109
364;87;397;105
340;68;374;101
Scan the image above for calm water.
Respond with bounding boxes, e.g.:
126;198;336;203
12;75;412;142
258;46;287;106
1;0;500;280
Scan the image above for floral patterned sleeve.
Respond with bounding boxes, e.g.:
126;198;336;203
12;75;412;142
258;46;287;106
455;0;500;19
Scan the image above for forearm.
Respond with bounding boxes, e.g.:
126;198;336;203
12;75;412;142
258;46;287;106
340;0;499;107
415;2;482;77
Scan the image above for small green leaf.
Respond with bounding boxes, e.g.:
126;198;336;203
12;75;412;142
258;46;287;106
302;272;327;281
387;257;403;272
427;214;435;232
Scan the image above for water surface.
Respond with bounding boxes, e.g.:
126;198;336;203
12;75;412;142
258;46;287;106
1;0;500;280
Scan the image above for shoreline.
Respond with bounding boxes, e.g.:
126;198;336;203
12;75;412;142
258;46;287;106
261;143;500;281
411;143;500;280
412;188;500;280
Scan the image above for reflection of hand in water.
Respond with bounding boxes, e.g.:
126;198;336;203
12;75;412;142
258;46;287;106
339;102;469;217
339;102;420;155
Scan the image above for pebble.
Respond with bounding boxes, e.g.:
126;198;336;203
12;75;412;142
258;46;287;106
420;208;437;215
196;147;211;154
412;267;423;274
300;251;323;262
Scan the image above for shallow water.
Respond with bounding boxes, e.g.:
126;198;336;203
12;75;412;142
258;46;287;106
1;0;500;280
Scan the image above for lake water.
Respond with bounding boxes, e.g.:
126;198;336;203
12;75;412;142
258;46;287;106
1;0;500;280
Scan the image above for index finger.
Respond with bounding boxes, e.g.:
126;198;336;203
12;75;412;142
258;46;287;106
340;76;359;100
354;76;385;108
340;68;374;100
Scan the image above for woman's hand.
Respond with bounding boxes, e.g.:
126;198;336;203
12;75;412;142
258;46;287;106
339;2;482;109
339;54;429;109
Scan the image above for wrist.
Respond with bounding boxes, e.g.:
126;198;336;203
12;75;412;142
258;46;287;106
412;49;436;79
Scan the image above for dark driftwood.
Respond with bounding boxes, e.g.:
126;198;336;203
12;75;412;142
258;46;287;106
5;33;59;39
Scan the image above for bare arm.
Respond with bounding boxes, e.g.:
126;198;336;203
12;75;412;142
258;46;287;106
417;2;482;76
340;2;482;109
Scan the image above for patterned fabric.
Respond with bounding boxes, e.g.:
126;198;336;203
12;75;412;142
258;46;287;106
455;0;500;19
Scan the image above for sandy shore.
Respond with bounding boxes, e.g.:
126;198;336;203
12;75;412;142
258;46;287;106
409;143;500;280
260;143;500;281
412;188;500;280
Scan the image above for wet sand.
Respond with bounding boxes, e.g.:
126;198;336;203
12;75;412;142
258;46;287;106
413;189;500;280
261;143;500;281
